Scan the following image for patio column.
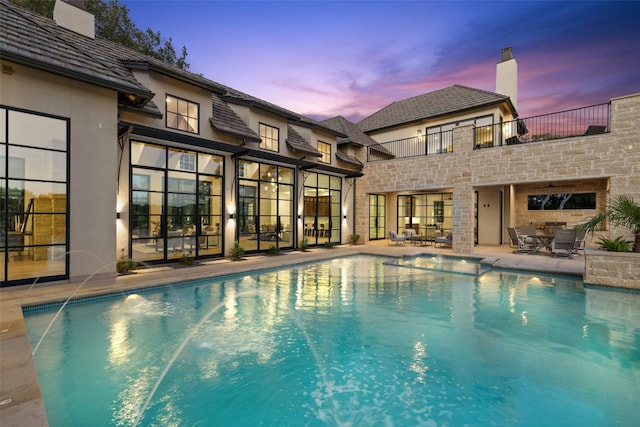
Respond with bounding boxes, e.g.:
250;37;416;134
452;184;475;254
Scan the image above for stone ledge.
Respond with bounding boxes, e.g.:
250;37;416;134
584;249;640;289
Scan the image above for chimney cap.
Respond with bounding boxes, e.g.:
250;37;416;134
501;47;514;62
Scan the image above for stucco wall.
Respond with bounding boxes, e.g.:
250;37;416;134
2;61;119;278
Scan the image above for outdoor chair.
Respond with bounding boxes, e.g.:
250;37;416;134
572;229;587;255
507;227;535;253
519;225;537;244
388;230;406;245
403;228;418;242
551;229;577;258
434;232;453;247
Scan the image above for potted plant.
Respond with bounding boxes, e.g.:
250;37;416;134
299;237;308;252
177;251;194;265
116;248;137;274
229;241;245;260
348;233;360;245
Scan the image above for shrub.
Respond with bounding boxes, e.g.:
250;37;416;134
299;237;308;252
229;241;245;260
267;245;280;255
597;236;633;252
116;248;137;274
348;234;360;245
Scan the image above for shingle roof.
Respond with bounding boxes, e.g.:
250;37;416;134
286;125;321;157
335;151;363;168
210;94;261;143
0;0;153;100
357;85;514;133
321;116;394;158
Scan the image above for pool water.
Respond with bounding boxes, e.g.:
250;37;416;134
24;255;640;426
384;254;492;276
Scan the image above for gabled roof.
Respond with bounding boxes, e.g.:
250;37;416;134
210;94;261;143
0;0;154;103
286;125;321;157
220;85;346;137
357;84;516;133
321;116;395;158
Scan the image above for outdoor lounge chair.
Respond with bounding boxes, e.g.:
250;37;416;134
507;227;535;253
434;232;452;247
551;229;577;258
388;230;406;245
572;229;586;255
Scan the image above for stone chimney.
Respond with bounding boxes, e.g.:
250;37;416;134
496;47;517;110
53;0;95;39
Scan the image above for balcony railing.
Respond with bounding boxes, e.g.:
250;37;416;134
367;130;454;162
367;103;611;161
474;102;610;149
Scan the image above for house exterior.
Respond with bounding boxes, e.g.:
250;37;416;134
1;0;639;287
351;80;639;254
0;0;361;286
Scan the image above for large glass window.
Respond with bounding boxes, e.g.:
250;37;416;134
130;141;223;262
237;160;293;252
166;94;199;134
397;193;453;241
303;172;342;246
259;123;279;152
1;108;68;286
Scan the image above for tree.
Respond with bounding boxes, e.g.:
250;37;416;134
578;194;640;252
8;0;189;70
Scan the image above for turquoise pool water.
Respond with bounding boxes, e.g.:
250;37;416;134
24;255;640;426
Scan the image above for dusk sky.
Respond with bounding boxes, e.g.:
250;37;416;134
122;0;640;123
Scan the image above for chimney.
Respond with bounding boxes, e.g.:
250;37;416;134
496;47;517;110
53;0;95;39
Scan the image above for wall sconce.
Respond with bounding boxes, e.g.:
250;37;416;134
297;214;302;219
116;212;121;219
343;215;347;219
229;213;235;219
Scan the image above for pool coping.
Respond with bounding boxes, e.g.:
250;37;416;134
0;243;586;426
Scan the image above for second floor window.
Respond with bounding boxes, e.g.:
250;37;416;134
318;141;331;163
259;123;279;152
166;95;199;134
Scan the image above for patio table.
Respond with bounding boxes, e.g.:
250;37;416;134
529;233;555;253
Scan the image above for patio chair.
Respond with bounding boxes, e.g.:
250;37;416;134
403;228;418;242
507;227;535;253
572;229;587;255
519;225;537;244
551;229;577;258
388;230;406;245
434;232;452;247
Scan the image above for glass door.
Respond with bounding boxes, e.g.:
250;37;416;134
368;194;386;240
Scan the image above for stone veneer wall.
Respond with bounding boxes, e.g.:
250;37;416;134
355;93;640;254
584;250;640;289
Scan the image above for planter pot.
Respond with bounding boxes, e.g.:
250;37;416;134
584;248;640;289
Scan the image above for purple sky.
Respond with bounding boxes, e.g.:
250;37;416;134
122;0;640;123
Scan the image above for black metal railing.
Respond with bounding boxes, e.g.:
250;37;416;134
367;130;454;162
474;102;610;149
367;102;611;160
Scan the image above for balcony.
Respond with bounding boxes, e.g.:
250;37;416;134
367;103;610;161
367;130;454;162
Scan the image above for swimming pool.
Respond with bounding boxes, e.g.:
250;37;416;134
24;255;640;426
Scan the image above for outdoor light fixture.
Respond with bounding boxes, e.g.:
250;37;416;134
116;212;121;219
297;215;302;219
343;215;347;219
229;213;235;219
